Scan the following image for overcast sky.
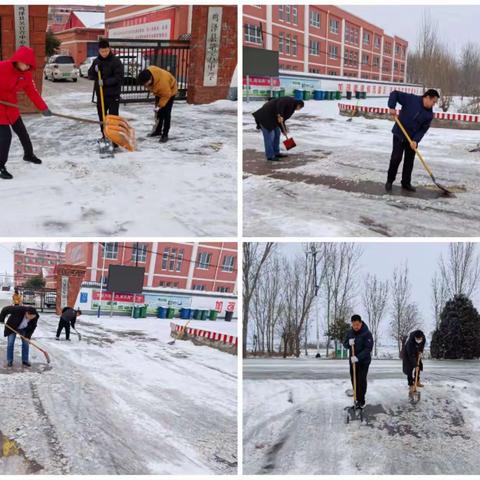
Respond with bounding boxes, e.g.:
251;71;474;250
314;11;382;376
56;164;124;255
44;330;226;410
278;242;480;344
345;5;480;56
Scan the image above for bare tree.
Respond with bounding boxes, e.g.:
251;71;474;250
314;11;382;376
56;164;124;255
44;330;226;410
439;243;480;299
12;242;23;252
390;263;412;356
362;274;389;357
243;243;275;357
431;272;448;328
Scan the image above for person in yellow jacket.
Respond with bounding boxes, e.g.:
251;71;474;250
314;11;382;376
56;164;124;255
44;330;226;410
137;66;178;143
12;288;22;306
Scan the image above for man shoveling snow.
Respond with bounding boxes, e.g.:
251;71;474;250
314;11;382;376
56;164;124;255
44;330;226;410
56;307;81;341
402;329;426;395
0;46;52;179
386;89;439;192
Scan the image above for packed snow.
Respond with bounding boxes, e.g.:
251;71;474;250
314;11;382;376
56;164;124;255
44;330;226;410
4;78;237;236
0;314;237;474
243;358;480;474
243;98;480;237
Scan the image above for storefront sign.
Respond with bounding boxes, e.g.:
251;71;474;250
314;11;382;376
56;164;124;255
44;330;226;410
203;7;222;87
14;6;29;49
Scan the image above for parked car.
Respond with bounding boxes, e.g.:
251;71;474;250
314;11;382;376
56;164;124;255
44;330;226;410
44;55;78;82
79;56;96;77
22;290;35;305
44;292;57;308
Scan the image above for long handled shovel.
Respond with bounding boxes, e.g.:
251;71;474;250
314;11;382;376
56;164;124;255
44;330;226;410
5;323;50;364
410;354;421;404
71;326;82;341
394;116;451;195
167;320;191;345
345;343;364;423
347;98;360;122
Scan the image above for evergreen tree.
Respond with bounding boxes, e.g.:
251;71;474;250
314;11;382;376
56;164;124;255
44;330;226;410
431;294;480;359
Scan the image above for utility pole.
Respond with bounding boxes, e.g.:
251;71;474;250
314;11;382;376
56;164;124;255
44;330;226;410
307;244;321;358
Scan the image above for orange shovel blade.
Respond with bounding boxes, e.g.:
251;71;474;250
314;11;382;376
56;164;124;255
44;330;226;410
104;115;136;152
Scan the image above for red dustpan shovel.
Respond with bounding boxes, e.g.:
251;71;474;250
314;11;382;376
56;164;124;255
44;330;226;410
281;121;296;150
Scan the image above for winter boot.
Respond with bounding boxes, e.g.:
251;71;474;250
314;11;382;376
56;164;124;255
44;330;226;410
147;131;161;138
385;182;393;192
417;382;424;388
267;157;280;162
22;361;31;367
160;135;169;143
0;168;13;180
7;361;13;367
23;154;42;164
276;153;288;158
401;183;416;192
55;337;60;341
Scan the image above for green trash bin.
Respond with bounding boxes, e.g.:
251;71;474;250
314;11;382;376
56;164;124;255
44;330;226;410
133;306;141;319
200;310;208;320
167;307;175;319
193;309;201;320
335;91;341;100
140;305;147;318
303;90;312;101
279;88;285;97
209;310;218;321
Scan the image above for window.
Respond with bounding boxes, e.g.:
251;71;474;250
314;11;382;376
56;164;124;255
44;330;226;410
278;5;284;20
292;6;298;24
222;255;235;272
310;10;320;28
309;68;320;74
169;248;177;270
279;32;284;53
363;32;370;45
176;249;184;272
292;36;298;56
131;243;147;263
217;287;230;293
401;63;405;73
285;5;291;22
244;24;262;44
161;247;184;271
309;39;320;56
373;56;380;67
192;284;206;291
328;45;338;59
197;252;212;269
285;34;291;55
362;53;369;65
103;243;118;260
329;18;339;34
161;248;169;269
374;35;381;49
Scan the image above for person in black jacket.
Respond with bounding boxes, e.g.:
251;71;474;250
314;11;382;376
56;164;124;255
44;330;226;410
0;305;39;367
343;314;374;408
252;97;304;161
402;329;426;394
88;39;124;141
56;307;81;341
386;89;439;192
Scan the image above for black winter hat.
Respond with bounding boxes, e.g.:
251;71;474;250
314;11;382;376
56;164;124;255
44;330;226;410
98;39;110;49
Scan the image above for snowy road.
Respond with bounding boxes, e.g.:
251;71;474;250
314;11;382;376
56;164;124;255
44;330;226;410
0;314;237;474
3;78;237;236
243;358;480;474
243;99;480;237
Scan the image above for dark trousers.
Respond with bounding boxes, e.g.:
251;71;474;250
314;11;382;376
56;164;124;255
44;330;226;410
152;96;174;137
0;117;34;168
387;134;416;185
56;319;70;340
96;96;120;137
349;361;370;405
407;367;422;386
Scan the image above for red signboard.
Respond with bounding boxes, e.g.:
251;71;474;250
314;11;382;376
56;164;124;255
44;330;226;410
226;301;235;312
243;76;280;87
93;291;145;303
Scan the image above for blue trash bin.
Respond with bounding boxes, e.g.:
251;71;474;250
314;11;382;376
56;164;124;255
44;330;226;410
294;89;304;101
180;308;191;319
313;90;322;100
157;307;167;319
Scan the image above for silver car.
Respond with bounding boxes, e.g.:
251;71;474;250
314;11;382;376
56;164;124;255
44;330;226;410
79;56;96;77
44;55;78;82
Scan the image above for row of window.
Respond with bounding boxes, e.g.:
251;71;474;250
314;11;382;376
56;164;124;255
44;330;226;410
101;244;236;273
17;257;59;265
278;5;298;24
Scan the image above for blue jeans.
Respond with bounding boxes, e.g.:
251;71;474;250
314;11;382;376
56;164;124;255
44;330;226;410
260;126;281;159
7;332;29;364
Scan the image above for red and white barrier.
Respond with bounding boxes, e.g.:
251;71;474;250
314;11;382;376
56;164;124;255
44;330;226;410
338;103;480;123
171;322;238;346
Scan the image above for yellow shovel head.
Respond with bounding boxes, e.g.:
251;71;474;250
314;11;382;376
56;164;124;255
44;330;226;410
104;115;136;152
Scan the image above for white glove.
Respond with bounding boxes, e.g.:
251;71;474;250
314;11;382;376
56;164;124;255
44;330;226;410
350;356;359;364
349;338;355;346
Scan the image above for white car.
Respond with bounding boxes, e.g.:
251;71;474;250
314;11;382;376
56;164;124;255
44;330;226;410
79;56;96;77
44;55;78;82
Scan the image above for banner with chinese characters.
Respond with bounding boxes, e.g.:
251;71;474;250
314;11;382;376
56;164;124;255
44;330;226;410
203;7;222;87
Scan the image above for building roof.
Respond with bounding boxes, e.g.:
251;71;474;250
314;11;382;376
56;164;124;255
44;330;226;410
73;11;105;29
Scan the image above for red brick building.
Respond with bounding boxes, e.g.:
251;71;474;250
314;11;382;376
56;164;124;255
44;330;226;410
0;5;48;112
104;5;191;40
54;10;105;65
14;248;66;287
243;5;407;83
48;5;104;33
65;242;238;293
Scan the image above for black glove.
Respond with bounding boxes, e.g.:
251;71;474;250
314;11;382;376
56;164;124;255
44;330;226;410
42;108;52;117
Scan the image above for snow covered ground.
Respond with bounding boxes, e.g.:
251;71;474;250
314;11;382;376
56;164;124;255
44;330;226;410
0;314;237;474
4;78;237;236
243;98;480;237
243;358;480;474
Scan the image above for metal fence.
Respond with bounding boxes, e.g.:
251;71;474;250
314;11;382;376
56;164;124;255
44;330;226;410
102;38;191;104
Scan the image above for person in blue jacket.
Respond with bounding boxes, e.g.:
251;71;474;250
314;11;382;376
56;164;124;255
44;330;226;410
386;88;439;192
343;314;374;408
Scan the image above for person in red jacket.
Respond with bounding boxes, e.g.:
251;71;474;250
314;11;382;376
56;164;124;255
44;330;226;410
0;46;52;179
